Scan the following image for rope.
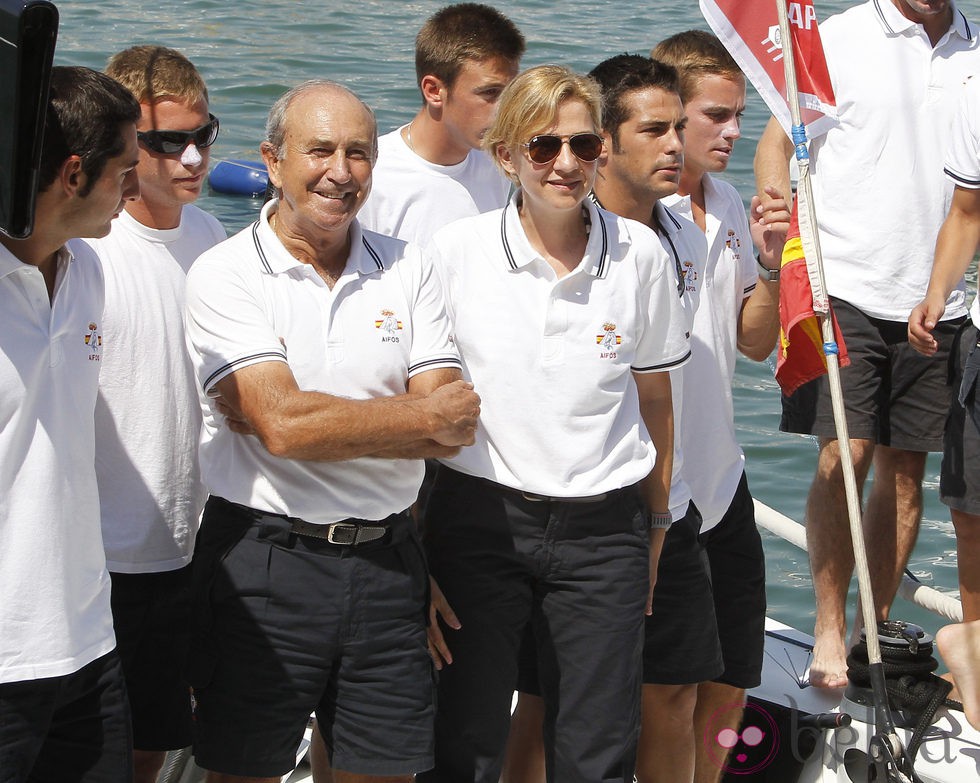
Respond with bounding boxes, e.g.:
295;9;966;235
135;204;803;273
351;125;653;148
846;637;961;765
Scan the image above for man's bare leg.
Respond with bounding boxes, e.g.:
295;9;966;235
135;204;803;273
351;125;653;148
951;510;980;623
310;720;334;783
937;620;980;730
692;681;745;783
805;437;875;688
501;693;546;783
861;446;926;625
637;683;697;783
133;749;166;783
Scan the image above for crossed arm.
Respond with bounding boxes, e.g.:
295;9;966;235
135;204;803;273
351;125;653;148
212;360;479;461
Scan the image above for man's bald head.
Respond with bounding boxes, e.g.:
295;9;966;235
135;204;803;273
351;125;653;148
264;80;377;161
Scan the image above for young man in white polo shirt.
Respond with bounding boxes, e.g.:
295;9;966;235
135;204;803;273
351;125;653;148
0;66;141;783
655;30;787;783
756;0;980;691
84;46;225;783
357;2;523;244
908;74;980;626
182;80;480;783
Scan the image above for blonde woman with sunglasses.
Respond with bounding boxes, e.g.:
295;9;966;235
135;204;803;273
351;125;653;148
419;65;691;783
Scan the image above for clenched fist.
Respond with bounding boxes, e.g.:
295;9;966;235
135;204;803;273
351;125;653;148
426;380;481;447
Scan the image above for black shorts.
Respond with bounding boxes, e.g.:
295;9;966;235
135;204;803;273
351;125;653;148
0;652;132;783
941;323;980;515
781;297;963;450
643;502;725;685
702;474;767;690
187;497;433;779
109;566;193;752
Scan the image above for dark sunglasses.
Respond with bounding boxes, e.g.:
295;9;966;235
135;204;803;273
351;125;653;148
522;133;603;165
137;114;220;155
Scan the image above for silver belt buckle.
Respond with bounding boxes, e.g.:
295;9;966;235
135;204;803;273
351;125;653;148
326;522;359;546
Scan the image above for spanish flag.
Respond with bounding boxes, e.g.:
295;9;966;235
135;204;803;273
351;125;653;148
700;0;847;393
775;199;848;395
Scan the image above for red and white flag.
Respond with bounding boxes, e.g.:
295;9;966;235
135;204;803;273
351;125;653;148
699;0;837;139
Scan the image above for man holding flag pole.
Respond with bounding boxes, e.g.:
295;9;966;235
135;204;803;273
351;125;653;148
751;0;979;694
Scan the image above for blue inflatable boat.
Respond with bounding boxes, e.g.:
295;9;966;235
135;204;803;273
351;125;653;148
209;159;269;197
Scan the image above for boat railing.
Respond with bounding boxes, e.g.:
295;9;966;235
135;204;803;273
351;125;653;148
753;499;964;623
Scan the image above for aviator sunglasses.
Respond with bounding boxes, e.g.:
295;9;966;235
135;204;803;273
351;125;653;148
522;133;603;165
137;114;220;155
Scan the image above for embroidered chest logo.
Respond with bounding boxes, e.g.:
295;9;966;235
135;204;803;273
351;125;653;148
725;229;743;263
596;322;622;359
375;309;403;343
682;260;699;292
83;322;103;361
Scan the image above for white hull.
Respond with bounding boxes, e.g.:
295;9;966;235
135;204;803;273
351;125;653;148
731;618;980;781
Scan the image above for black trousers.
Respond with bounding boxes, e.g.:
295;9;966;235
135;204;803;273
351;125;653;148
419;467;649;783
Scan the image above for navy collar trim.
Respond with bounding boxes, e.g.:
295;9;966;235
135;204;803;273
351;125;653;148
501;197;611;278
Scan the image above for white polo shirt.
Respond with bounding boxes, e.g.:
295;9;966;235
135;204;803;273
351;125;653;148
87;206;225;573
664;175;757;532
358;126;511;245
808;0;979;321
428;194;691;497
944;74;980;325
0;239;115;684
184;200;461;525
653;201;708;522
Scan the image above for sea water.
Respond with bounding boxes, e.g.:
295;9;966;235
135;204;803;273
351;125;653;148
51;0;980;639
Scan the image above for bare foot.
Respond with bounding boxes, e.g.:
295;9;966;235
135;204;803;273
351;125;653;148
808;632;849;689
937;621;980;731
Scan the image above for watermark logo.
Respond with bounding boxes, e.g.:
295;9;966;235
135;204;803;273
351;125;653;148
704;702;780;775
703;697;966;776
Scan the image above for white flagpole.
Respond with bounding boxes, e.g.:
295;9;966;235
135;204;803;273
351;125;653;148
775;3;917;780
774;0;875;667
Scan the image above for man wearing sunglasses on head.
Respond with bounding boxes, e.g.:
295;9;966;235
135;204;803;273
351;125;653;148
84;45;225;783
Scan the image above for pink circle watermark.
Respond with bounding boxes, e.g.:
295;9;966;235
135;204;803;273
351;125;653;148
703;702;780;775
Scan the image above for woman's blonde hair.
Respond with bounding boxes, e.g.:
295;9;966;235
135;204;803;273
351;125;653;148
483;65;601;183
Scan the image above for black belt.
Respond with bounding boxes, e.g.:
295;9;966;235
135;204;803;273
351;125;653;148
515;488;609;504
289;518;390;545
208;497;412;548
